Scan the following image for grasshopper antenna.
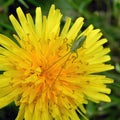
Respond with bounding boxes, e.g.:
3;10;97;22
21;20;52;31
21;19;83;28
50;53;72;89
45;51;70;71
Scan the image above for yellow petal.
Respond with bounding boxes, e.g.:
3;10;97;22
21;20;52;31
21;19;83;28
0;89;21;108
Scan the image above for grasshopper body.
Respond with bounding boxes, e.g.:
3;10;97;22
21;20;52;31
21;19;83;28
70;35;86;53
49;35;87;85
69;35;86;59
47;35;87;70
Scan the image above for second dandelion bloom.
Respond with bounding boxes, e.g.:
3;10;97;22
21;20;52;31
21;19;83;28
0;4;114;120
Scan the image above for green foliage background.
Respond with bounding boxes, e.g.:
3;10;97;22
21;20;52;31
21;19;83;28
0;0;120;120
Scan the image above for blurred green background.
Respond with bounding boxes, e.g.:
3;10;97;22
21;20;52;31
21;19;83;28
0;0;120;120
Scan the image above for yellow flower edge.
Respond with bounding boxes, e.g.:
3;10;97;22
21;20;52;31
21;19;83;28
0;4;114;120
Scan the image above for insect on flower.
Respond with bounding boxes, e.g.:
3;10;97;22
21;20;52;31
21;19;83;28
68;35;87;59
69;35;86;54
47;35;87;70
49;35;87;88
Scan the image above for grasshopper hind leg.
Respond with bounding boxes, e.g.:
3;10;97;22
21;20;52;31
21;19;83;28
71;51;78;63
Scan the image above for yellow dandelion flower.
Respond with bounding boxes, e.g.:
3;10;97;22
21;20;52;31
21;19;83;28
0;4;114;120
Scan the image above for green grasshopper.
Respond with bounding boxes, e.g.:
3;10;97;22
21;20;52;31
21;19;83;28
69;35;86;54
46;35;87;70
68;35;87;60
49;35;87;87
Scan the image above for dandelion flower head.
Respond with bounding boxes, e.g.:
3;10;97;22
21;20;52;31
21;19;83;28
0;4;114;120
